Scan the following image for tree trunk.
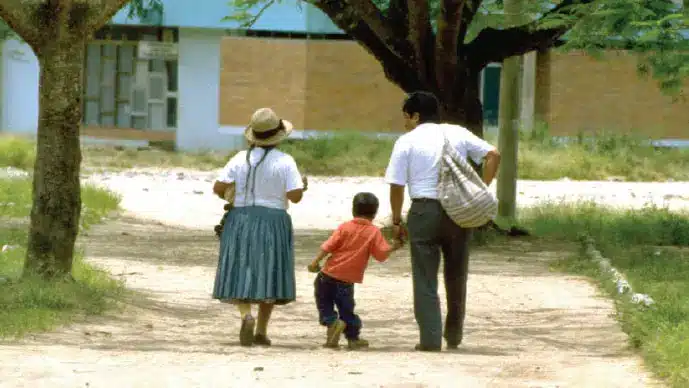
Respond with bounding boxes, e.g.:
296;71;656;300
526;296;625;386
24;40;85;279
438;69;484;138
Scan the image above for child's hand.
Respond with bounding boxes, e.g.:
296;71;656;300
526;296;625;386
392;239;404;251
307;262;321;273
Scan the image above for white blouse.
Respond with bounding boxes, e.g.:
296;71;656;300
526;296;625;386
217;148;303;210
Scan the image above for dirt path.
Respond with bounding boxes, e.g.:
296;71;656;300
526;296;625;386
0;213;660;387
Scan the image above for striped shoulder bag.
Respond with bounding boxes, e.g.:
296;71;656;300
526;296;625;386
437;133;498;228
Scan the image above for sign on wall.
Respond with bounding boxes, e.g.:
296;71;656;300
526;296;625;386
138;41;179;61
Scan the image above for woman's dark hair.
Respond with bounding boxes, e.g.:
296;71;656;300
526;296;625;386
243;144;276;206
352;192;379;218
402;91;441;123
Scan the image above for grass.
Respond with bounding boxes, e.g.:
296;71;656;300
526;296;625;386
0;177;123;338
4;127;689;180
519;202;689;387
517;127;689;181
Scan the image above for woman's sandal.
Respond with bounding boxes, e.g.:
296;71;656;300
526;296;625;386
253;334;272;346
239;315;255;347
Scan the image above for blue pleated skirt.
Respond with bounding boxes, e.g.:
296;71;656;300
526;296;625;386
212;206;296;305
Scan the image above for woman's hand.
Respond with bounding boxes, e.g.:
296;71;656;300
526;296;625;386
213;181;233;200
302;176;309;192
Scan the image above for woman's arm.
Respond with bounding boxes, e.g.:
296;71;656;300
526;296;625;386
285;158;307;204
286;188;304;204
214;155;238;200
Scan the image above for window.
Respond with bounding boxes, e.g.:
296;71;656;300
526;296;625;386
82;28;179;131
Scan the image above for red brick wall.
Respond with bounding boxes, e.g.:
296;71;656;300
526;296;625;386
536;50;689;139
219;37;406;132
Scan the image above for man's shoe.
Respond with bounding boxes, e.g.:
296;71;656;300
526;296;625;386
415;344;441;352
444;332;462;350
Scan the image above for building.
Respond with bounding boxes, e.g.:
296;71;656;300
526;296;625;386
534;50;689;144
1;1;684;152
0;0;505;151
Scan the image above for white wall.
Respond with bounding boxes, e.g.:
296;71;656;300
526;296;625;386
175;28;245;152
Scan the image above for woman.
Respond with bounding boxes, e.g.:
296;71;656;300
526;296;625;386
212;107;307;347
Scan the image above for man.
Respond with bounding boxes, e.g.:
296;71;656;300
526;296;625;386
384;91;501;352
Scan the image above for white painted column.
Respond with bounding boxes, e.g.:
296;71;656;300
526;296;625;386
176;28;244;152
1;39;39;134
519;51;537;131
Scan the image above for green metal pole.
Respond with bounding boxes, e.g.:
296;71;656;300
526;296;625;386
496;0;525;220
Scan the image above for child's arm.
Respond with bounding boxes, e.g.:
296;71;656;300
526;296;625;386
308;250;329;273
371;229;404;262
389;239;404;253
309;226;343;272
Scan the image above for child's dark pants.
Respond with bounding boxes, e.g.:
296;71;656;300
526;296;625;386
314;272;361;340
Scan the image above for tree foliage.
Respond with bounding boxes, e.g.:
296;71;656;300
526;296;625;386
0;0;161;43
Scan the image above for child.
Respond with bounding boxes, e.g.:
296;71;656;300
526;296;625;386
308;192;403;350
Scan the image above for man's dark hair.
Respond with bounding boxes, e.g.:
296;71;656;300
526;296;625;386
352;192;379;218
402;91;441;123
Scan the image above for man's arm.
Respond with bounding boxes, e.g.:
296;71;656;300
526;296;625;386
460;128;501;186
390;184;405;225
481;149;501;186
384;140;409;226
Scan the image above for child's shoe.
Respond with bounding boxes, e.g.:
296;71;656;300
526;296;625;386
347;338;369;350
324;319;346;348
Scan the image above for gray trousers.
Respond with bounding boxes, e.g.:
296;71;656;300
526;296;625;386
407;199;471;348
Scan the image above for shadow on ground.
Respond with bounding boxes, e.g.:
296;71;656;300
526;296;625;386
80;216;574;278
11;215;629;362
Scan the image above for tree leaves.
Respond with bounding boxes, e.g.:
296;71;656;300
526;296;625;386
556;0;689;96
0;0;164;42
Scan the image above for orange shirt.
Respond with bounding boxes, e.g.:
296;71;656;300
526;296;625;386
321;218;392;284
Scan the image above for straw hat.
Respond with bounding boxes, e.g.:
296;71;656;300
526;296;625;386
244;108;293;146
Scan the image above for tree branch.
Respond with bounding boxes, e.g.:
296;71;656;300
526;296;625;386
312;0;430;91
465;0;594;69
407;0;433;80
344;0;405;56
0;0;41;47
387;0;407;36
83;0;132;34
435;0;466;99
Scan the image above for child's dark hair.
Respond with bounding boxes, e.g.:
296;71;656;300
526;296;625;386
352;192;379;219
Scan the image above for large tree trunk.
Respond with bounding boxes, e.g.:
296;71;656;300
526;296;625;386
24;40;85;279
437;68;484;138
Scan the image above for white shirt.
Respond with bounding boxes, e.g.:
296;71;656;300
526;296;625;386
384;123;496;199
217;148;303;210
